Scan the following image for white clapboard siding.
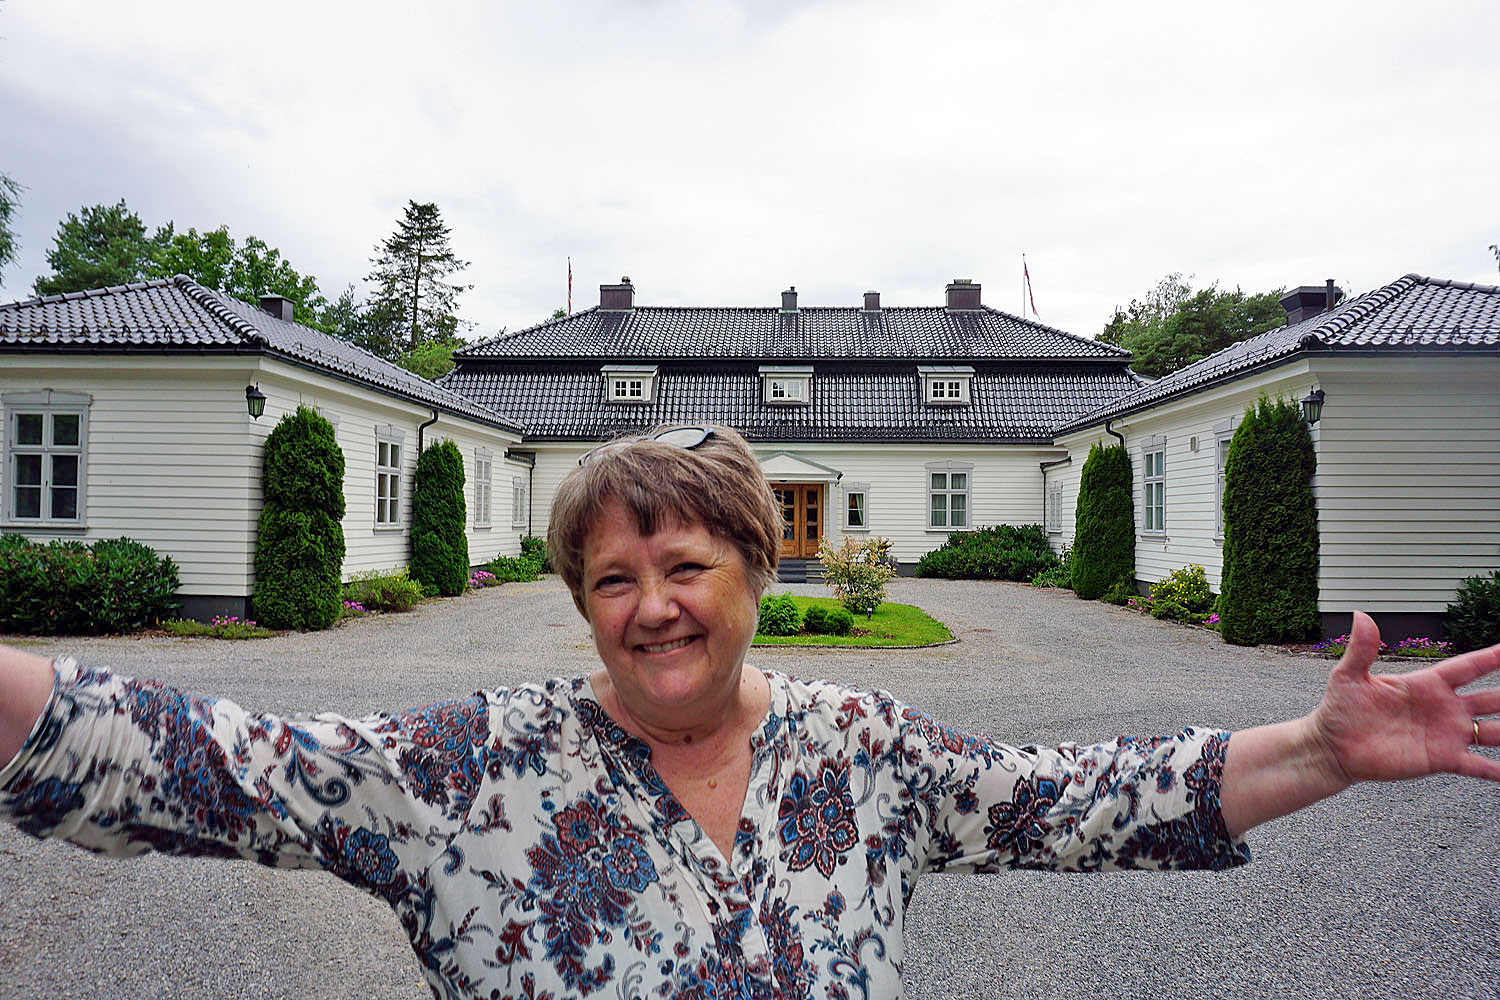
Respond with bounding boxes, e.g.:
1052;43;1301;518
526;441;1063;566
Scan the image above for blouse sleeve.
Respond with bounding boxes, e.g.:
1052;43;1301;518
888;696;1251;874
0;657;494;899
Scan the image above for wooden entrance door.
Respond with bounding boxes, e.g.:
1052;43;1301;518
773;485;822;559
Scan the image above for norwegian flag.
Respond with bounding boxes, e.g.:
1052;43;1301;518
567;257;572;315
1023;256;1040;319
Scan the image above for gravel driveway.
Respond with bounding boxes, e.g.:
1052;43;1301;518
2;577;1496;1000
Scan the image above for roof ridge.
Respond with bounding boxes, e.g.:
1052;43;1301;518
1;277;177;311
979;304;1131;358
1299;275;1419;345
171;274;268;345
1406;272;1500;294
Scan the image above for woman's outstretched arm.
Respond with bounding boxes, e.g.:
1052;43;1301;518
0;645;55;765
1221;611;1500;837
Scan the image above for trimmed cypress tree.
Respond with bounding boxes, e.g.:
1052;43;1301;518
1219;395;1320;646
253;407;346;630
1071;442;1135;600
409;439;469;597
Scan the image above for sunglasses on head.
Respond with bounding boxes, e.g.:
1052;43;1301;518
578;426;716;466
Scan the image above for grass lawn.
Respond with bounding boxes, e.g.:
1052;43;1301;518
754;595;953;647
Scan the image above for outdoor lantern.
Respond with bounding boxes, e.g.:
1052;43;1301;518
245;384;267;419
1300;388;1325;425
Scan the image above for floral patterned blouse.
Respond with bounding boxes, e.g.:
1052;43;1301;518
1;657;1248;1000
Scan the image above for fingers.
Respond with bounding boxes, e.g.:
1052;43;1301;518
1331;611;1383;681
1463;687;1500;717
1435;641;1500;688
1477;719;1496;747
1452;750;1500;783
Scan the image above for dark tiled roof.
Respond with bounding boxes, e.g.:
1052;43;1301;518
456;304;1132;362
440;365;1143;444
1057;274;1500;433
0;277;522;433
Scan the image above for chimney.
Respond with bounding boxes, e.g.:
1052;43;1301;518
1280;279;1343;324
780;286;799;313
862;290;881;312
945;278;981;312
600;276;635;311
258;295;295;322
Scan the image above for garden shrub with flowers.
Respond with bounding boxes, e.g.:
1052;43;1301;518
820;536;897;618
485;554;542;583
1312;633;1454;659
468;570;499;589
343;568;424;613
161;615;273;639
1146;565;1216;623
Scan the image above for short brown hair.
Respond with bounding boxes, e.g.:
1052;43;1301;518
548;424;781;614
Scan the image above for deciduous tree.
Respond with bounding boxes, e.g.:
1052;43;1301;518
367;200;471;352
0;173;22;279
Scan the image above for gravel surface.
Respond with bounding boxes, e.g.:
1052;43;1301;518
2;577;1496;1000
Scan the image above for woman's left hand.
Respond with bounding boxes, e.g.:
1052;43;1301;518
1311;611;1500;785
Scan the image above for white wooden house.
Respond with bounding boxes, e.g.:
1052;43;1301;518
0;276;529;620
440;278;1141;578
1048;275;1500;639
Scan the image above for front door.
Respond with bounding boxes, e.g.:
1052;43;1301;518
773;485;822;559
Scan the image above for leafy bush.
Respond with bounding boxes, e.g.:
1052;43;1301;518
254;407;345;630
802;605;830;634
824;607;855;636
1102;578;1137;606
1149;596;1191;621
1219;396;1320;645
757;593;802;636
409;440;469;598
819;536;897;617
486;554;541;583
915;524;1057;582
1150;565;1215;614
160;616;272;639
343;568;424;613
1447;569;1500;652
1029;545;1074;589
1072;442;1135;600
0;534;180;634
520;535;552;574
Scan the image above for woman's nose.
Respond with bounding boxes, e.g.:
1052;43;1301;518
635;581;680;627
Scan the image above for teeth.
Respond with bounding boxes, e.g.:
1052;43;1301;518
641;636;695;653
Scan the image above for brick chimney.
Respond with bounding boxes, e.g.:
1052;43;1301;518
1280;279;1342;324
862;290;881;312
945;279;981;312
780;286;799;313
258;295;295;321
600;277;635;311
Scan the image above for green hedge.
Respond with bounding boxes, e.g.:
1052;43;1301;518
915;524;1057;581
253;407;345;630
0;534;179;634
1072;442;1135;600
485;554;541;583
410;440;469;597
1219;396;1320;645
1446;569;1500;653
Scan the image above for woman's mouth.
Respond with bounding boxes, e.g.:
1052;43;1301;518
638;636;698;654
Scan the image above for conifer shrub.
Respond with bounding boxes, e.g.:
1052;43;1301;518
1219;395;1320;646
914;524;1057;581
253;407;345;630
1071;442;1135;600
1446;569;1500;652
409;440;469;597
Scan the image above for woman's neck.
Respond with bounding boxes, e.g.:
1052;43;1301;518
590;665;769;752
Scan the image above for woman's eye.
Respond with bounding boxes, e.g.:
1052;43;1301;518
593;575;630;591
671;562;707;577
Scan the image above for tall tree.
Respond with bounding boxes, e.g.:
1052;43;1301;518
33;199;154;295
149;225;327;326
367;200;471;351
1100;275;1287;378
0;173;22;279
149;223;236;290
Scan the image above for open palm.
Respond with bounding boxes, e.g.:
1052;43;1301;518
1313;612;1500;784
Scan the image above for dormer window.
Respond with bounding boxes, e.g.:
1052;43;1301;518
602;365;657;404
918;366;973;406
760;366;813;406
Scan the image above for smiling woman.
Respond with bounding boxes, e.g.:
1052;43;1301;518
1;424;1498;1000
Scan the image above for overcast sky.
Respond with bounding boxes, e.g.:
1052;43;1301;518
2;0;1497;339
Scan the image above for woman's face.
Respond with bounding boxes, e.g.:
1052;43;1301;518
580;499;759;722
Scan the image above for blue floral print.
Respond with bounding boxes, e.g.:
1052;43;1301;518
0;658;1249;999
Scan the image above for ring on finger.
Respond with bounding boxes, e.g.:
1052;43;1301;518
1476;719;1483;746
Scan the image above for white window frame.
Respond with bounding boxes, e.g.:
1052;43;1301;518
918;366;974;406
602;365;657;404
759;366;813;406
1141;436;1166;536
926;460;973;530
375;426;405;528
3;390;91;528
843;482;870;532
1213;418;1238;539
511;476;528;528
1047;481;1063;535
474;448;493;528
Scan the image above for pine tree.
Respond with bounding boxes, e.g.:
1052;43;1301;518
34;200;155;295
367;201;471;352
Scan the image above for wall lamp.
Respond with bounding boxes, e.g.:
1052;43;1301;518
1300;388;1325;426
245;384;267;419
